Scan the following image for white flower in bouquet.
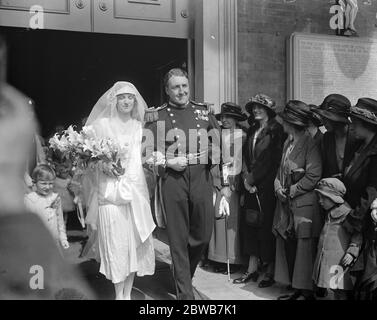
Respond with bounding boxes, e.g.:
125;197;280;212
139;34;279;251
99;139;115;160
49;133;70;153
49;124;130;178
82;138;97;155
49;126;90;169
66;125;84;148
95;138;130;177
81;125;97;140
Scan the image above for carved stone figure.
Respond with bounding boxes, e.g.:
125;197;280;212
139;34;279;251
338;0;359;36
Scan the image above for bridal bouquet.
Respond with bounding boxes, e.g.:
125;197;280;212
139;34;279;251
48;125;129;177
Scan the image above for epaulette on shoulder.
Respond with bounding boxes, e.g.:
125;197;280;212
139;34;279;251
144;103;168;122
190;100;216;114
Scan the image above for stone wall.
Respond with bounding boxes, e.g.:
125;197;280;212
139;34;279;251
238;0;377;108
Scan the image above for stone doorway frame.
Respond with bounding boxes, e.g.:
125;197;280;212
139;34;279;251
193;0;238;112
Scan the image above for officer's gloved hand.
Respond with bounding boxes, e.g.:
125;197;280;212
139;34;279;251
166;156;188;172
220;186;232;201
219;196;230;218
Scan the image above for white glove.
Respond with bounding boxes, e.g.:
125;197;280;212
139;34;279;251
166;157;187;172
219;196;230;218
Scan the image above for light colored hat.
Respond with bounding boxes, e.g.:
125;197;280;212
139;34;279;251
350;98;377;126
245;93;277;116
115;85;137;96
315;178;346;204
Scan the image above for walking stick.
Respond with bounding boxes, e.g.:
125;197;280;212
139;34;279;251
218;195;231;281
225;215;231;282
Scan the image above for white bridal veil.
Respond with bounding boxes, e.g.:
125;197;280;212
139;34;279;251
85;81;148;126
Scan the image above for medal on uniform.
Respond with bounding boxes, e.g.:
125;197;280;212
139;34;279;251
195;110;209;121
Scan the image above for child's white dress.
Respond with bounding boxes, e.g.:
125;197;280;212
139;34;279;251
24;191;68;246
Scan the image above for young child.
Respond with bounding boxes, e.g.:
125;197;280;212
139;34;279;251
24;164;69;250
312;178;362;300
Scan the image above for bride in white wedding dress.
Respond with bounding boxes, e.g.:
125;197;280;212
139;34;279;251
84;82;155;300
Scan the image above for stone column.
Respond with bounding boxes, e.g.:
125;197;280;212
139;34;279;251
194;0;238;112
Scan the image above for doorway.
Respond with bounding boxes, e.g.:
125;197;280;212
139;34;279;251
1;26;188;137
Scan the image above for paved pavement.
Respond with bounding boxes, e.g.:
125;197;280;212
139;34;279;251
64;223;331;300
64;225;293;300
152;229;291;300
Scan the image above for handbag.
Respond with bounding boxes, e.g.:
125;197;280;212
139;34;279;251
245;192;263;228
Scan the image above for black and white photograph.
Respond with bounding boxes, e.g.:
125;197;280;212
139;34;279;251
1;0;377;306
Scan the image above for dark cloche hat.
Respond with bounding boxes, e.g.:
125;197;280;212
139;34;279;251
278;100;310;128
314;94;351;124
308;104;324;127
350;98;377;126
215;102;247;122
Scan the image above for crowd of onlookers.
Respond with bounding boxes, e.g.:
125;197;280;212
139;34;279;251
11;91;377;300
203;93;377;300
21;93;377;300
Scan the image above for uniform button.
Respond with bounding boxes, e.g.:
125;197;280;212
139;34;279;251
197;124;201;128
172;120;176;123
176;135;180;139
195;117;199;120
170;113;174;117
178;143;181;147
167;108;171;112
198;132;201;136
174;127;178;130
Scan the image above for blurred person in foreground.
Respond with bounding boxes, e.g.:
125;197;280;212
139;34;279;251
0;35;94;299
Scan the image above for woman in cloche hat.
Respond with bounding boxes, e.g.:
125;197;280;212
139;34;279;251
342;97;377;299
273;100;322;300
234;94;285;288
207;102;247;274
314;94;361;179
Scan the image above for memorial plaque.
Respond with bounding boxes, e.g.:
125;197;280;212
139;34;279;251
287;33;377;105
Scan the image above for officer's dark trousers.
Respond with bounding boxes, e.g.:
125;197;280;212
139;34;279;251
161;164;214;300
